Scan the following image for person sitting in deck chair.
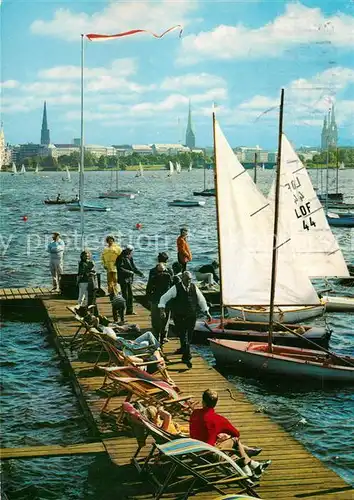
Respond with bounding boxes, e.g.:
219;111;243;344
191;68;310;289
146;405;189;436
190;389;271;479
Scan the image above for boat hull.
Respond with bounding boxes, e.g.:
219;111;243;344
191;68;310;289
227;305;324;323
67;203;110;212
193;189;216;197
322;295;354;312
44;199;77;205
210;340;354;383
99;192;135;199
168;200;206;207
326;214;354;227
193;319;330;348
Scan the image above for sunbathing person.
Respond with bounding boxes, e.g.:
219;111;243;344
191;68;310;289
146;405;189;436
190;389;270;479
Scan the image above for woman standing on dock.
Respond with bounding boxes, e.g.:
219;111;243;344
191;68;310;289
47;232;65;292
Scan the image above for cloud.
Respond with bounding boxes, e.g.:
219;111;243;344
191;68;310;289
161;72;226;90
178;2;354;64
38;58;137;80
30;0;197;42
0;80;20;89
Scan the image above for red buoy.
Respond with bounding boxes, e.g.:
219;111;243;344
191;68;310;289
135;223;142;230
22;215;28;222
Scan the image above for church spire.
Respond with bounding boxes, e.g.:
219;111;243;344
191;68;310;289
185;100;196;149
321;115;328;150
41;101;50;145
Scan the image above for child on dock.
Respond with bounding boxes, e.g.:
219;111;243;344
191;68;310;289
109;291;126;324
77;250;97;308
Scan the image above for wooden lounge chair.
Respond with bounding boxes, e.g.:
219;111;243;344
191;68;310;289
93;332;174;385
144;438;260;499
98;367;194;422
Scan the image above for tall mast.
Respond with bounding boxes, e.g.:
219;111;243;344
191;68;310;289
79;34;85;250
254;152;258;184
335;147;339;194
212;110;224;322
268;88;284;352
203;160;206;191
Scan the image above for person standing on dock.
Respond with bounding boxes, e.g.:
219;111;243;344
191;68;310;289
77;250;97;309
158;271;211;368
146;262;173;343
101;235;122;294
116;245;144;315
176;228;192;272
47;232;65;292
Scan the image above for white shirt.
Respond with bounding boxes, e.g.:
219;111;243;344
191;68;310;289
158;283;209;313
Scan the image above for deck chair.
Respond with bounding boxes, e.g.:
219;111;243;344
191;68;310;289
98;367;194;421
93;332;175;385
210;495;260;499
123;401;187;469
146;438;260;499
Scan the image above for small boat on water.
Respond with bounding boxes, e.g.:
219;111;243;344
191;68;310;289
210;339;354;384
321;294;354;312
326;212;354;227
226;304;325;324
323;202;354;210
99;191;135;199
168;199;206;207
318;192;343;202
44;198;78;205
193;188;216;197
194;318;330;348
67;202;110;212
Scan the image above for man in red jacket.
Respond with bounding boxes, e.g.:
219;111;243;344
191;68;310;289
190;389;271;479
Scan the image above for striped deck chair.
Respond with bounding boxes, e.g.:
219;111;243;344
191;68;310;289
122;401;187;470
93;333;175;386
211;496;261;499
146;438;260;499
98;368;194;422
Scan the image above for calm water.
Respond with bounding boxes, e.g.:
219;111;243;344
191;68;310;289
1;169;354;496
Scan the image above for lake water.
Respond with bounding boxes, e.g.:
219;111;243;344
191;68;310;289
1;168;353;496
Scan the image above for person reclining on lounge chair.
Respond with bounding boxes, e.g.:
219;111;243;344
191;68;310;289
146;405;189;436
82;312;139;335
190;389;271;479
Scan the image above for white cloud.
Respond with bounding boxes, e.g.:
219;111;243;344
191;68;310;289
21;82;78;95
30;0;197;42
161;72;226;90
178;2;354;64
239;95;279;110
0;80;19;89
38;58;137;80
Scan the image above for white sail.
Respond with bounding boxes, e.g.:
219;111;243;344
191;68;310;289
169;161;174;174
35;164;39;173
139;162;144;176
262;163;265;170
176;162;182;173
268;134;349;278
214;119;319;306
66;166;71;182
189;162;192;172
20;164;26;174
339;162;345;170
12;162;17;174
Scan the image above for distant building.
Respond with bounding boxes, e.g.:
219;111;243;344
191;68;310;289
40;101;50;145
0;125;11;168
321;105;338;150
152;143;190;155
131;144;153;155
17;143;46;162
72;138;81;146
185;100;196;149
47;143;116;158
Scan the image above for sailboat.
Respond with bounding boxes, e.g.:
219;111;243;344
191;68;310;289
176;162;182;174
34;164;39;174
99;165;136;199
20;164;26;174
188;161;193;172
339;161;345;170
167;161;174;177
209;92;354;383
193;162;215;197
211;118;323;324
62;166;71;182
11;163;17;175
135;162;144;177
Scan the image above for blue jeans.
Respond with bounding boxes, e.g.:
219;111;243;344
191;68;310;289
135;331;160;350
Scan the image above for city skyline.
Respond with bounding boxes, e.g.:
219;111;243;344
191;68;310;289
1;1;354;149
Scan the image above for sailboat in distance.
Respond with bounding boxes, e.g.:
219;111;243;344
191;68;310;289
20;164;26;174
167;160;174;177
99;162;137;199
11;163;17;175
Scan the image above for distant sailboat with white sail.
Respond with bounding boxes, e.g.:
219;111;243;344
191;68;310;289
339;162;345;170
135;162;144;177
188;161;193;172
34;164;39;174
20;164;26;174
168;161;174;177
12;163;17;175
64;166;71;182
176;162;182;174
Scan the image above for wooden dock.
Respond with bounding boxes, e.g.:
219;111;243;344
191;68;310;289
1;291;353;499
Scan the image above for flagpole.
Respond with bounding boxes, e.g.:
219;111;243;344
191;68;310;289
79;33;85;250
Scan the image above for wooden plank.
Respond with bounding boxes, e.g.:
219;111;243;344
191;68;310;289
0;442;105;459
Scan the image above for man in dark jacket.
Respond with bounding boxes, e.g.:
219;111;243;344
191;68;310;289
146;262;172;342
158;271;211;368
116;245;144;315
195;260;219;286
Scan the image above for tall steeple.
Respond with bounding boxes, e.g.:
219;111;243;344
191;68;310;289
321;115;328;150
185;100;196;149
41;101;50;145
328;104;338;148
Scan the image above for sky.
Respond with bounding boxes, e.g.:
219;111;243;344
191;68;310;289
1;0;354;149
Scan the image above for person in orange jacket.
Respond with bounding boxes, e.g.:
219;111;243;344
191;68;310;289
176;227;192;272
101;235;122;294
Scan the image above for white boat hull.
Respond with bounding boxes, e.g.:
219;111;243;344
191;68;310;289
322;295;354;312
210;340;354;383
227;305;324;323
